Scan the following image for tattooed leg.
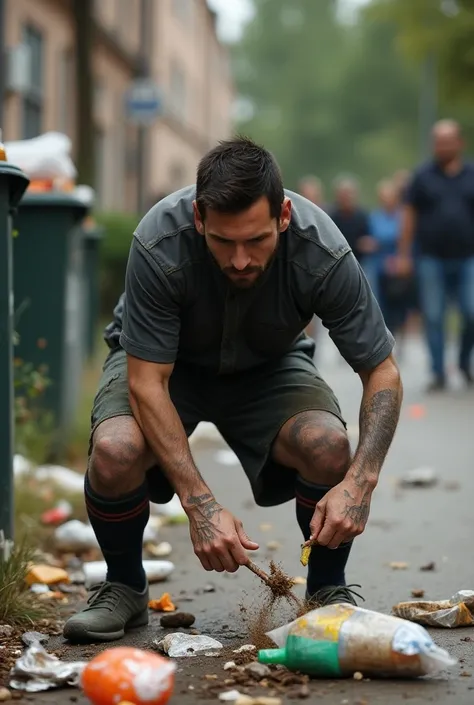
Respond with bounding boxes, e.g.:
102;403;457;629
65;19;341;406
273;410;351;485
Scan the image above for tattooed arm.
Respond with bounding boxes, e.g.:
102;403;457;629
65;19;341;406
308;354;402;548
127;356;258;572
349;354;402;489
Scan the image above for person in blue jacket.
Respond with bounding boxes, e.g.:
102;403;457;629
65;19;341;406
364;180;411;338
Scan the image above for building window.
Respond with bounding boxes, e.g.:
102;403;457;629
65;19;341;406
169;60;186;122
57;49;74;134
22;24;44;139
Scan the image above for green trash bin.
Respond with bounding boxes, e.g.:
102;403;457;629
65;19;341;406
0;162;29;538
12;193;89;450
81;220;104;361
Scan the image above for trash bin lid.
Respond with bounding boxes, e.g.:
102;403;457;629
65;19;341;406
0;162;30;209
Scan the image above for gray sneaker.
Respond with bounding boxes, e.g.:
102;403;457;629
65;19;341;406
63;581;149;643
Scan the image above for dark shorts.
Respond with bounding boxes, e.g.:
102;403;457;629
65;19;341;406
91;348;346;507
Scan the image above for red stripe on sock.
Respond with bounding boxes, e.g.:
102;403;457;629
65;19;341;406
86;497;149;522
295;492;317;509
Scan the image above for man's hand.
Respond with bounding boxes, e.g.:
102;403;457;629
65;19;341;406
304;478;373;550
185;493;259;572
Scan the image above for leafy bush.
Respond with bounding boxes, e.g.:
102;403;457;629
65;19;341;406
94;212;139;316
14;357;53;463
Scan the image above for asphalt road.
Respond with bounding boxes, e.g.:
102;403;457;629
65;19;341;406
18;333;474;704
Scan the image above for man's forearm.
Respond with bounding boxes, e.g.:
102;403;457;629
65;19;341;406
347;361;403;490
130;386;212;510
398;206;415;257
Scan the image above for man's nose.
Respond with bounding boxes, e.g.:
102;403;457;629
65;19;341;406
231;245;251;271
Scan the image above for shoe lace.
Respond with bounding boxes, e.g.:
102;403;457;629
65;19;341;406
314;584;365;604
85;582;122;612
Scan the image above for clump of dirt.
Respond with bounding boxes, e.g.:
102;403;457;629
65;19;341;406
265;561;298;600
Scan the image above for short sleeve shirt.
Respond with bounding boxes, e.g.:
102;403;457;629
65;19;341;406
404;161;474;259
105;187;394;374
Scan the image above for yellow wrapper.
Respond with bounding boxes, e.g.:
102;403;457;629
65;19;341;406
300;544;312;567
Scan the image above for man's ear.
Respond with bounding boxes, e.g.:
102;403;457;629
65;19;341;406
279;197;292;232
193;200;205;235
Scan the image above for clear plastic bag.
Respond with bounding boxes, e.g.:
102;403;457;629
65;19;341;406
260;604;456;678
392;590;474;628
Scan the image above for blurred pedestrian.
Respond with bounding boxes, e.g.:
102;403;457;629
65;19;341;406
298;175;326;210
398;119;474;391
330;177;371;262
365;180;412;342
392;169;410;201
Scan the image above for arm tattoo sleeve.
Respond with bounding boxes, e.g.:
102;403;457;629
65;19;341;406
352;388;401;488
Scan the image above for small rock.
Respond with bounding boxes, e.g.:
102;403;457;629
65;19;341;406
0;625;14;638
245;662;271;679
205;674;218;680
353;671;364;681
293;685;310;699
411;589;425;598
147;541;173;558
233;644;256;654
204;583;216;593
219;692;243;702
224;661;237;670
22;631;49;646
420;561;436;572
461;636;472;642
0;688;12;701
160;612;195;629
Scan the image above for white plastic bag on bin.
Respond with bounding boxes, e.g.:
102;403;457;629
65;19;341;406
5;132;76;179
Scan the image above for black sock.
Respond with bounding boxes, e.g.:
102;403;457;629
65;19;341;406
85;473;149;591
295;476;353;596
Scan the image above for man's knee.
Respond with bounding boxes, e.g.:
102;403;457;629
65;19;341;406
274;410;351;484
89;417;150;495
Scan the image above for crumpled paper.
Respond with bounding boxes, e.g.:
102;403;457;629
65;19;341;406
393;590;474;628
9;640;86;692
154;632;223;657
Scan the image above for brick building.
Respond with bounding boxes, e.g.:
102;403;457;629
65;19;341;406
2;0;234;211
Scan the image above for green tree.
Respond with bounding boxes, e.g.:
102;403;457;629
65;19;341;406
233;0;421;200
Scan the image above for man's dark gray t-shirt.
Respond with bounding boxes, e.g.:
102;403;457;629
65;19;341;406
105;186;394;375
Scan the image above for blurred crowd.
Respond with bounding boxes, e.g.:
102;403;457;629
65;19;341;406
300;119;474;392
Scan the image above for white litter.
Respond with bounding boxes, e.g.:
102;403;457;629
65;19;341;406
150;495;187;520
219;691;243;702
84;560;174;586
54;517;162;552
154;633;223;658
214;449;240;466
400;467;438;488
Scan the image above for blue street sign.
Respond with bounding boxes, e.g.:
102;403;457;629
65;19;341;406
125;78;163;126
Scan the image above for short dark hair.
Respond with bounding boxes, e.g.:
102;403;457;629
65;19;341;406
196;136;284;220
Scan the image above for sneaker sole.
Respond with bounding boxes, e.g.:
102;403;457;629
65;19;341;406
63;610;149;644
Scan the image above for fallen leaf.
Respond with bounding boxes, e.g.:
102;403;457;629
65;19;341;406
148;592;176;612
411;589;425;598
389;562;409;570
420;562;436;572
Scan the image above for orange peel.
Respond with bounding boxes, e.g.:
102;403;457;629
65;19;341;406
149;592;176;612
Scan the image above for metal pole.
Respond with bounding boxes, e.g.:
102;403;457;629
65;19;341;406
136;0;152;215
